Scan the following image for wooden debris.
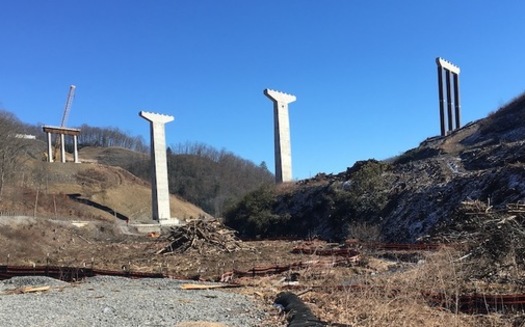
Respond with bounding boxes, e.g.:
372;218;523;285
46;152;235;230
431;199;525;281
180;283;240;290
21;286;51;293
219;258;350;282
460;200;491;215
2;285;51;295
507;202;525;214
77;235;93;244
157;218;247;254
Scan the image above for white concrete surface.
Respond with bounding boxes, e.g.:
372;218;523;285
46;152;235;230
264;89;296;183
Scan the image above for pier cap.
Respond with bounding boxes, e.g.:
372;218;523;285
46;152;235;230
139;111;174;123
264;89;296;104
436;57;460;74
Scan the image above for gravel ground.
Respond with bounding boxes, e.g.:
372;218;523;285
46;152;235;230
0;276;271;327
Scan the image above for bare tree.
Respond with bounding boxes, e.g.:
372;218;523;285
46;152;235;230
0;110;31;200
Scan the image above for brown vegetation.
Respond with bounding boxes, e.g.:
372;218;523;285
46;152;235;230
2;215;524;326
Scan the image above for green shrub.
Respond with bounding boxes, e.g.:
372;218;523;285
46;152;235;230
223;185;288;239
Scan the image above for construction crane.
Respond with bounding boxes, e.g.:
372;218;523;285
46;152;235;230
60;85;76;128
53;85;76;161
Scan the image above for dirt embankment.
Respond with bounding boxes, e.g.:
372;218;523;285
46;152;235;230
10;151;209;224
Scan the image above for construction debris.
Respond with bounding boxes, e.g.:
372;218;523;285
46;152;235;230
292;241;440;260
291;244;360;258
219;258;350;283
156;218;246;254
180;283;240;290
431;200;525;282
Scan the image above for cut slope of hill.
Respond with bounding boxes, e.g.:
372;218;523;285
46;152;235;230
5;144;208;223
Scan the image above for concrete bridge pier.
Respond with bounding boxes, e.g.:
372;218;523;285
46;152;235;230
264;89;296;184
139;111;179;225
436;57;461;136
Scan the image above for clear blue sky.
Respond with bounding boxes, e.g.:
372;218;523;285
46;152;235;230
2;1;524;180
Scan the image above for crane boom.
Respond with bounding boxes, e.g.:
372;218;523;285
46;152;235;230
53;85;76;161
60;85;76;127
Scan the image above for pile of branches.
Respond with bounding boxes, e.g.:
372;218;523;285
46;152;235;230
433;200;525;282
156;218;246;254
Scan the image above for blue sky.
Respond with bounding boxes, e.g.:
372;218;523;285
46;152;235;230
1;1;524;180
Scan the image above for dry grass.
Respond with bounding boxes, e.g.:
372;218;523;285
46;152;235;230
264;247;525;327
6;159;208;223
0;214;524;326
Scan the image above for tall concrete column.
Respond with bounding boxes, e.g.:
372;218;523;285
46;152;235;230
46;132;53;163
73;135;79;163
60;134;66;163
139;111;178;224
264;89;296;183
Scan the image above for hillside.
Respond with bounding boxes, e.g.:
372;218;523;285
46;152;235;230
77;144;274;216
225;91;525;242
2;142;208;223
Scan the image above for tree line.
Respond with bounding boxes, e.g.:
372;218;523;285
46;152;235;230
0;110;34;199
75;124;148;153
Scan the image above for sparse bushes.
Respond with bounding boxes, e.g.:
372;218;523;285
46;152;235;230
477;91;525;139
393;148;442;165
347;221;383;242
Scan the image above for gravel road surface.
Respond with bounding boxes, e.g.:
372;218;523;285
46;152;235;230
0;276;270;327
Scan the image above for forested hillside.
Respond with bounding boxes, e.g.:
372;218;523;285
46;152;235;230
125;143;274;216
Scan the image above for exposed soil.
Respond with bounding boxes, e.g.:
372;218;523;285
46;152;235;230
10;152;208;223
